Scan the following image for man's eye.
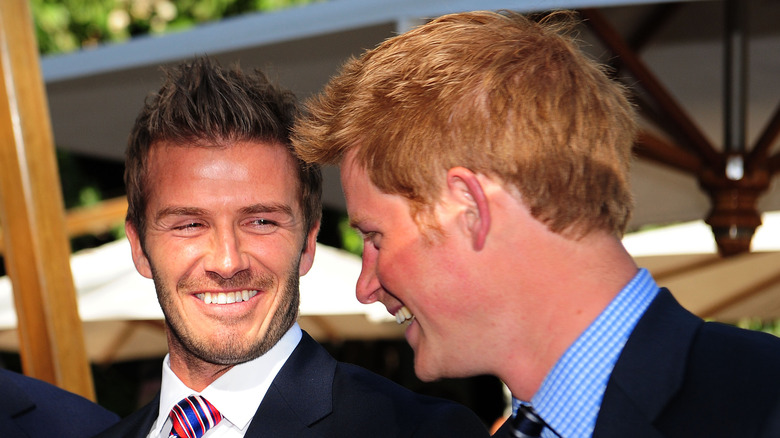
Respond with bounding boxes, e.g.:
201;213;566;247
174;222;202;231
246;219;279;233
362;231;380;249
251;219;276;226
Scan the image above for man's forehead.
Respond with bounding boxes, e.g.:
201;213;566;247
147;140;297;173
339;149;363;178
144;140;302;204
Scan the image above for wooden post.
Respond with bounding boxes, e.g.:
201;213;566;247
0;0;95;399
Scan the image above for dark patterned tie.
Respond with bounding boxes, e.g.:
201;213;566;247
510;404;546;438
168;395;222;438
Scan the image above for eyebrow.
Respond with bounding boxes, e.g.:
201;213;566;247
155;206;207;222
240;203;294;218
348;215;367;234
155;203;295;222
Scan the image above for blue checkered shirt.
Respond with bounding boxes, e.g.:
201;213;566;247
512;268;659;437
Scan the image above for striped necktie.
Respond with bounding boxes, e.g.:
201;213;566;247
510;404;546;438
169;395;222;438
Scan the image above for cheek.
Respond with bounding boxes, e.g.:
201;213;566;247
248;245;307;288
145;239;210;286
158;243;199;273
415;250;473;309
382;250;442;302
376;244;423;285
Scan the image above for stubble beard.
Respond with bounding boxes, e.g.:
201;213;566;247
152;265;300;367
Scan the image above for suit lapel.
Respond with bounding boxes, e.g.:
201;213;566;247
594;289;701;438
245;331;335;437
491;418;515;438
116;395;161;438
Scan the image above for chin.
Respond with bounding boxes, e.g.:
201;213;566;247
414;368;440;383
413;355;444;383
415;354;477;382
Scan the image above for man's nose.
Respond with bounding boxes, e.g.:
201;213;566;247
205;228;250;278
355;246;381;304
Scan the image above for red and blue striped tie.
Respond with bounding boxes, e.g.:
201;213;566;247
169;395;222;438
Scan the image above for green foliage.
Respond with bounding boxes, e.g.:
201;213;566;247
79;186;102;207
31;0;318;55
339;215;363;256
736;317;780;338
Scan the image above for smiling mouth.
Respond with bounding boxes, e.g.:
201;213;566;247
195;290;258;304
395;305;414;325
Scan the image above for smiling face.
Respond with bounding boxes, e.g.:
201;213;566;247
340;153;494;382
126;141;317;379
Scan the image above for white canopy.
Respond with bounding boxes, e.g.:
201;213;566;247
624;210;780;321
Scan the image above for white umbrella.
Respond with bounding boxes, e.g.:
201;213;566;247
0;240;402;364
623;211;780;321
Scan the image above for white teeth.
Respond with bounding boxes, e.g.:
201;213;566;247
394;306;414;325
196;290;258;305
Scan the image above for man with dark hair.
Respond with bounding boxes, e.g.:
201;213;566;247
95;57;489;437
293;10;780;438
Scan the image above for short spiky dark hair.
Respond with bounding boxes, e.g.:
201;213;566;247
125;56;322;244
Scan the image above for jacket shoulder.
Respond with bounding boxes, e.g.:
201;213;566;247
657;321;780;436
0;369;119;438
329;362;490;437
92;396;159;438
597;289;780;437
251;331;489;437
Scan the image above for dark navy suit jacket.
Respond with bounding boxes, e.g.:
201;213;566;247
495;289;780;437
95;331;490;437
0;368;118;437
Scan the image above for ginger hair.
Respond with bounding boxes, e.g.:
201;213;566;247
293;11;636;237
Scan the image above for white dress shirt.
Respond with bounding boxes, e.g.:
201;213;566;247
146;323;302;438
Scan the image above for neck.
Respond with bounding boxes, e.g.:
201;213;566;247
496;230;638;401
166;334;234;392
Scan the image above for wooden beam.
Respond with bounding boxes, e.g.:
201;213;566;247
635;98;692;151
581;8;723;170
62;196;127;239
0;0;94;399
634;130;702;174
748;101;780;171
0;196;128;254
625;3;681;54
769;153;780;176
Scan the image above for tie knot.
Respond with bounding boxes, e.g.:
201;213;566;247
511;404;546;438
169;395;222;438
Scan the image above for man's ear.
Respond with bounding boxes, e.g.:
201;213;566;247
446;167;491;251
125;221;153;279
299;221;320;276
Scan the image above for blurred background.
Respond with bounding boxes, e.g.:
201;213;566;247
0;0;778;429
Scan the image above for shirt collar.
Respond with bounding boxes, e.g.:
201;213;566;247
513;268;659;438
152;323;302;435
